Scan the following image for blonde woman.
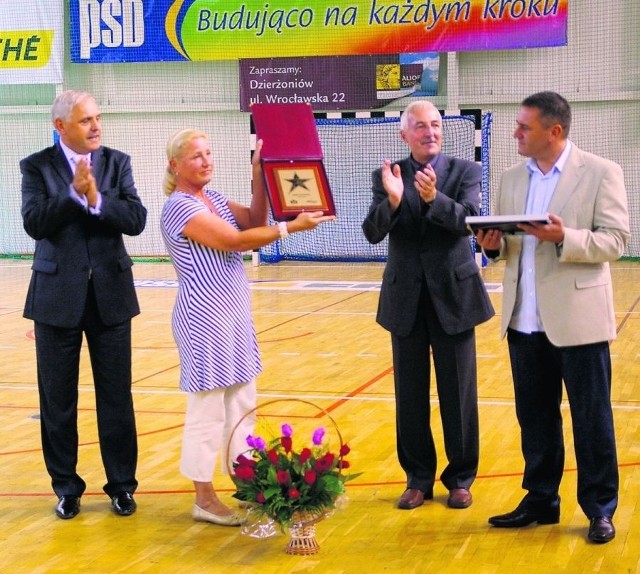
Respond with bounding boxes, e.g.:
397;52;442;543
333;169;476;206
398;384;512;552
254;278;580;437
160;129;334;525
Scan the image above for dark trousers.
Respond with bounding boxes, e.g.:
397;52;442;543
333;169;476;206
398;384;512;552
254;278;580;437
34;283;138;498
391;285;479;494
507;329;618;518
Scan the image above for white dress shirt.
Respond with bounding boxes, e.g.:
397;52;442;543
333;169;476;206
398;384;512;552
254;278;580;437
509;141;572;333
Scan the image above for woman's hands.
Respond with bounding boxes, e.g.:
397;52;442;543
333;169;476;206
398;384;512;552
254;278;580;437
252;139;263;169
288;211;336;233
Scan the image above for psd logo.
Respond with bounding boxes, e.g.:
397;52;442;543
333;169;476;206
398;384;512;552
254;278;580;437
78;0;145;60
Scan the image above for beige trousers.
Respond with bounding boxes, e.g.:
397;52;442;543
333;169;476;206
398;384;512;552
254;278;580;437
180;380;257;482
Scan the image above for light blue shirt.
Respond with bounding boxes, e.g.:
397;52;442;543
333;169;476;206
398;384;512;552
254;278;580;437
509;141;572;333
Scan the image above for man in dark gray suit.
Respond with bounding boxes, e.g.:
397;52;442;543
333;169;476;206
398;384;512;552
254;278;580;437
21;90;147;519
362;101;494;511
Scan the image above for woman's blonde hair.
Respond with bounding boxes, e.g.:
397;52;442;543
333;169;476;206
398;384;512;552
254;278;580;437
163;128;208;196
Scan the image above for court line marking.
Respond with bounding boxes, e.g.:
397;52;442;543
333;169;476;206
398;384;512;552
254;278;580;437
134;279;504;292
1;385;639;410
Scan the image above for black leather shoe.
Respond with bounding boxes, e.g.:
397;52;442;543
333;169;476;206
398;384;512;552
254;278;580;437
55;495;81;519
588;517;615;543
111;492;137;516
489;501;560;528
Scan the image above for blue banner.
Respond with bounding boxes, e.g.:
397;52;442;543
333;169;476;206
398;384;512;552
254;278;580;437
69;0;568;64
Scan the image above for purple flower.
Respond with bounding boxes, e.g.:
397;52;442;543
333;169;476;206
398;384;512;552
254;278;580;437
281;423;293;438
246;434;266;451
312;427;325;446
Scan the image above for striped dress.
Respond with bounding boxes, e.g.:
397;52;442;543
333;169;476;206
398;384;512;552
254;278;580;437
160;190;262;392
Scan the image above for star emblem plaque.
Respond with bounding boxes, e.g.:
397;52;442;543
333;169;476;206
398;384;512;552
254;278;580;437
251;103;336;222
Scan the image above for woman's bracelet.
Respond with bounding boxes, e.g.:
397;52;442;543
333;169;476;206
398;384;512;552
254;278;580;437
277;221;289;238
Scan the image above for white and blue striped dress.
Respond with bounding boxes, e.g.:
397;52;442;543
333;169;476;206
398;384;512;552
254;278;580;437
160;190;262;392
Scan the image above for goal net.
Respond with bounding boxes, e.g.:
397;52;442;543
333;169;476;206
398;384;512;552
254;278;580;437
259;113;490;263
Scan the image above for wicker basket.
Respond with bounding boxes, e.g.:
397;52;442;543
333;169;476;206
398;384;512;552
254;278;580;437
227;398;345;554
285;510;323;555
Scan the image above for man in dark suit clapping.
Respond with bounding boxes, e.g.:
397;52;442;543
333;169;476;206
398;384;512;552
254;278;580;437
21;90;147;519
362;101;494;512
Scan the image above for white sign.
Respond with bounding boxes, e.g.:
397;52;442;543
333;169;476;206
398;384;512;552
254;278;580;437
0;1;64;84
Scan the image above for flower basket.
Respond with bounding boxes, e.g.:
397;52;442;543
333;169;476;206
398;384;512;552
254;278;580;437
285;509;327;555
227;399;360;554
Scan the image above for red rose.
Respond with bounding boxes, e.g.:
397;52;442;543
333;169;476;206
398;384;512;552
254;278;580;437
256;492;266;503
339;444;351;456
288;488;300;499
268;449;279;465
235;465;255;481
299;448;312;463
314;453;335;472
276;470;290;485
236;454;256;468
338;459;350;469
304;470;317;485
281;436;292;453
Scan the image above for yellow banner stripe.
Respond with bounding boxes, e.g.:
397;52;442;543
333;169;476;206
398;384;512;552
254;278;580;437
0;30;54;69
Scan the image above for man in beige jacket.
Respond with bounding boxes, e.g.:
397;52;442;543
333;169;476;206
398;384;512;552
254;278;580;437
476;91;629;544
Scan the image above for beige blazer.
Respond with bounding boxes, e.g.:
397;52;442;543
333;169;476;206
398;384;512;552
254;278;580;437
494;144;630;347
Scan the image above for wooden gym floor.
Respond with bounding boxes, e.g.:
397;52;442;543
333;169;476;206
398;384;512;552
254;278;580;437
0;257;638;574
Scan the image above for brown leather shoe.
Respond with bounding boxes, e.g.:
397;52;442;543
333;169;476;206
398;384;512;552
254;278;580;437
447;488;472;509
398;488;425;510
